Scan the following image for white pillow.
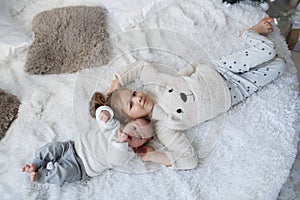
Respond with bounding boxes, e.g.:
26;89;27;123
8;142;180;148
0;4;32;61
100;0;174;31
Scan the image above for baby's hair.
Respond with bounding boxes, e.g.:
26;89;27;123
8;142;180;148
89;92;107;118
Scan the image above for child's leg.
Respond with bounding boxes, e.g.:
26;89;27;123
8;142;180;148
240;57;285;90
214;17;276;73
224;57;285;105
212;16;286;105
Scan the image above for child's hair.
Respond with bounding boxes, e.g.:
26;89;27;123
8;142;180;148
108;88;130;123
89;92;107;118
89;89;130;123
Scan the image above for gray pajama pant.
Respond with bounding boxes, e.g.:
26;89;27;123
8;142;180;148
33;141;87;185
213;30;286;105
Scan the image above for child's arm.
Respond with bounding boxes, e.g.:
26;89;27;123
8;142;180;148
150;126;198;169
134;146;171;167
134;145;154;156
175;63;196;76
141;150;171;167
107;61;159;96
115;61;154;86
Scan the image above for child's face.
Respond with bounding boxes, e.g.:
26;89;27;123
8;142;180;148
117;88;154;119
122;119;154;148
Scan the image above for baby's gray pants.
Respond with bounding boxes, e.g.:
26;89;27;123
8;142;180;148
33;141;87;185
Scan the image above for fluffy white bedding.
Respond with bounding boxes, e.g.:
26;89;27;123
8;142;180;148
0;0;299;199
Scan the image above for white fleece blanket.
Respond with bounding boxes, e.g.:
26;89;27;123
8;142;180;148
0;0;299;199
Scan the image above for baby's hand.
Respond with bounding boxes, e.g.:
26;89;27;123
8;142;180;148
98;110;110;123
118;131;128;143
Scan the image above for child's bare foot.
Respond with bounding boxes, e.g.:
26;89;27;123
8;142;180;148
30;171;38;182
249;16;274;35
22;163;36;173
22;163;38;182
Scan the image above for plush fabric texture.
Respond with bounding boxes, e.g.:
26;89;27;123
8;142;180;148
24;6;110;74
1;0;299;199
0;89;20;140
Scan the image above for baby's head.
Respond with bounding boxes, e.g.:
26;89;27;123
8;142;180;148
122;118;154;148
108;87;154;123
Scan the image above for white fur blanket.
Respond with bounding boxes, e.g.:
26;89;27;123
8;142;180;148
0;0;299;199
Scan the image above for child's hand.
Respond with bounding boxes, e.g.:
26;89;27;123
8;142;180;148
141;150;172;167
107;77;121;97
134;145;154;157
98;110;110;123
118;131;128;143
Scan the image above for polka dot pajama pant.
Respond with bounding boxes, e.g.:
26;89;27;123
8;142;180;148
213;30;286;105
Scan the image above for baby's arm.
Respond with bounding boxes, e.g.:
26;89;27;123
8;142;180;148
96;107;130;144
108;131;135;166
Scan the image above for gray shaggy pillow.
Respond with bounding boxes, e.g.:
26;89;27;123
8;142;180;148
25;6;110;74
0;89;20;140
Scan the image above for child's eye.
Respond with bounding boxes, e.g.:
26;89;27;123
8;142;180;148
132;91;136;96
129;102;133;109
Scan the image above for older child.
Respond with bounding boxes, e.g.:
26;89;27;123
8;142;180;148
22;105;154;185
98;16;286;169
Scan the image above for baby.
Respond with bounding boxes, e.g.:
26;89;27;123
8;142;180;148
22;105;154;185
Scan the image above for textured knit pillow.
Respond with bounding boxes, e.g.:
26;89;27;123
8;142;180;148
0;89;20;140
25;6;110;74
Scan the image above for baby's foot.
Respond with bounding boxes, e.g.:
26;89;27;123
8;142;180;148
249;16;274;35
